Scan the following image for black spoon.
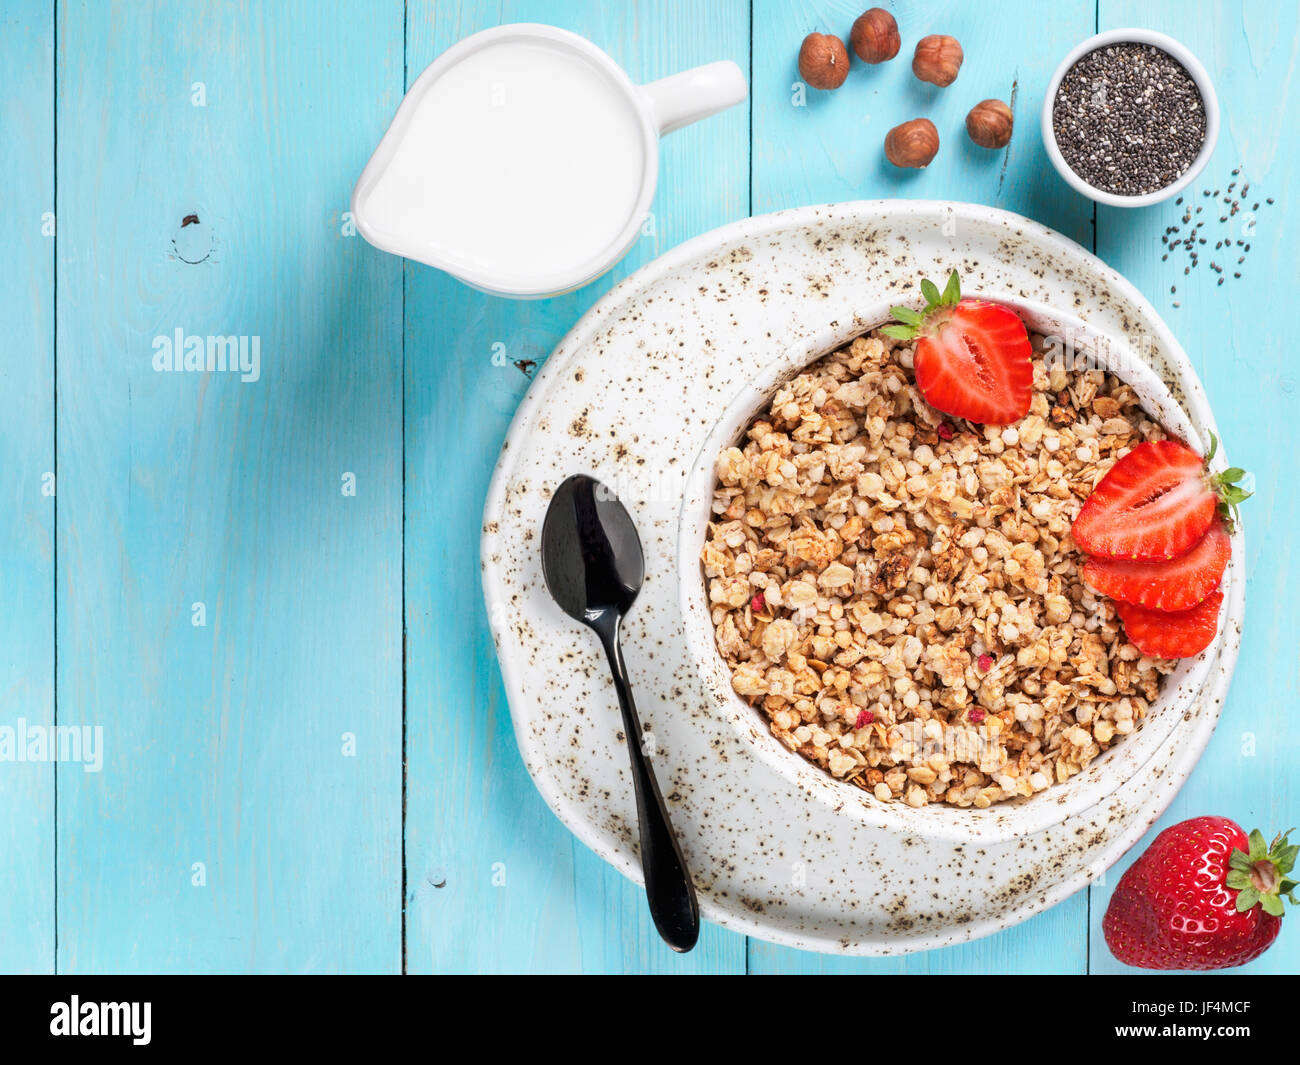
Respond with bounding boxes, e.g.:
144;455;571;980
540;474;700;952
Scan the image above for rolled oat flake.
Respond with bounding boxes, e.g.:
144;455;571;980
1053;43;1206;196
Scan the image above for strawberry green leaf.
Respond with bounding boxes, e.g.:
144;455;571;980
1249;828;1269;861
1230;829;1299;916
941;269;961;305
887;271;968;342
1205;431;1219;464
1209;452;1253;529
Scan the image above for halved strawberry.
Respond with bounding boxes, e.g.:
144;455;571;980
1083;521;1230;611
1072;437;1249;561
1115;588;1223;659
882;270;1032;425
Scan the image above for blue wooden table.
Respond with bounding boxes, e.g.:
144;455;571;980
2;0;1295;974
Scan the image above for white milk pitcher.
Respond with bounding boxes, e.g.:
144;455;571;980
351;23;747;298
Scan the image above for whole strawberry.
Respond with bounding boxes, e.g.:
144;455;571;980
1104;816;1296;970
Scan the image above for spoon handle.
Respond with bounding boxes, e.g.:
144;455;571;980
598;623;700;953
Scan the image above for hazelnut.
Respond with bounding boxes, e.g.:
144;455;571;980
885;118;939;168
798;32;850;90
966;98;1014;149
911;34;963;87
850;8;900;64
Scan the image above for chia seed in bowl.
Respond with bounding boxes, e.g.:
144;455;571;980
1053;44;1205;196
1041;29;1219;208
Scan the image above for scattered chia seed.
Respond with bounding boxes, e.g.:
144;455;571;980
1052;43;1206;196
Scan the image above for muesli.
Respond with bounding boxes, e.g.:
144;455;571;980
701;326;1176;808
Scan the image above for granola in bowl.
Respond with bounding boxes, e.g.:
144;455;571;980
699;327;1178;809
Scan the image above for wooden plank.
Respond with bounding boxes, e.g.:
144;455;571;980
402;0;750;973
752;0;1096;247
1090;0;1300;975
748;0;1096;973
54;0;404;972
0;0;55;975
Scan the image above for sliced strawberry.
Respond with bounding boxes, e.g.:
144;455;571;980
1115;588;1223;659
1072;439;1248;561
1083;521;1230;611
882;271;1032;425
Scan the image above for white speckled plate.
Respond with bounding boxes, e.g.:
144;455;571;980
481;201;1244;955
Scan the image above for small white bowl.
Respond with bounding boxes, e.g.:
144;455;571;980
677;301;1228;840
1041;28;1219;208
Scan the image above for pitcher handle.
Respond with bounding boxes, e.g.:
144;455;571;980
639;60;747;136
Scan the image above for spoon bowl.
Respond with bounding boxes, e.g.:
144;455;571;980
541;476;644;624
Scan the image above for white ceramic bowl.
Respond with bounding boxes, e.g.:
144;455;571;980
1041;28;1219;208
678;300;1227;840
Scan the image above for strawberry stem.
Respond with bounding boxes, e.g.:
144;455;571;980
1204;432;1252;530
882;269;963;342
1226;828;1298;917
